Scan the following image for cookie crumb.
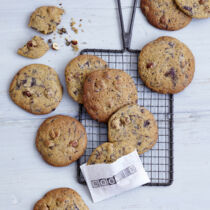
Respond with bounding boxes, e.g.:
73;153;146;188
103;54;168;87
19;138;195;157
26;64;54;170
71;40;79;52
58;27;67;35
71;40;78;45
48;39;52;44
70;20;79;34
65;38;71;46
52;43;59;50
79;24;82;27
70;21;76;27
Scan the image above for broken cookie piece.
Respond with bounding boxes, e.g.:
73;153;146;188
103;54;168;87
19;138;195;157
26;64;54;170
17;36;49;59
28;6;64;34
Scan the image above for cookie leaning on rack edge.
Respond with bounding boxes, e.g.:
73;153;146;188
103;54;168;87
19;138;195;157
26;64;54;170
65;54;108;104
138;36;195;94
83;69;138;123
36;115;87;167
33;188;89;210
108;104;158;155
9;64;63;115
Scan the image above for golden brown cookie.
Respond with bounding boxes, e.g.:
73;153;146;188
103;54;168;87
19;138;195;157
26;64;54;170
34;188;89;210
108;105;158;155
83;69;138;123
141;0;192;31
17;36;49;59
65;55;108;104
36;115;87;167
9;64;63;115
87;141;135;165
138;36;195;94
175;0;210;18
28;6;64;34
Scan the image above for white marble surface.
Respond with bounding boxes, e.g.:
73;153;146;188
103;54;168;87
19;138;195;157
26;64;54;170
0;0;210;209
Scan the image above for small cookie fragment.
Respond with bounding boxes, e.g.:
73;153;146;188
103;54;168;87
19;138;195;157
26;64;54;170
70;19;78;34
52;42;59;50
28;6;64;34
108;104;158;155
87;141;135;165
138;36;195;94
140;0;192;31
65;55;108;104
9;64;63;115
17;36;49;59
83;69;138;122
175;0;210;18
33;188;89;210
71;40;79;52
57;27;67;34
36;115;87;167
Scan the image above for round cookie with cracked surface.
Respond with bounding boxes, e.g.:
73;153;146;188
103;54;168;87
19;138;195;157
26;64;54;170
83;69;138;123
138;36;195;94
140;0;192;31
87;141;135;165
34;188;89;210
108;104;158;155
65;55;108;104
36;115;87;167
28;6;64;34
17;36;49;59
175;0;210;18
9;64;63;115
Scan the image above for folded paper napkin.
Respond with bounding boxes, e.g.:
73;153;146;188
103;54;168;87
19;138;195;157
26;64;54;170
80;150;150;203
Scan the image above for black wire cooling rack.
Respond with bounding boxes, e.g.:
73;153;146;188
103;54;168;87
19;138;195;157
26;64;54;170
77;0;173;186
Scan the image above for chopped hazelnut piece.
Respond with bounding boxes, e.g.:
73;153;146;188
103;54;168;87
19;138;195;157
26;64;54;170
52;43;59;50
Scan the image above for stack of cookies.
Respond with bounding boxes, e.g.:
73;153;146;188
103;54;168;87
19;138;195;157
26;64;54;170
141;0;210;31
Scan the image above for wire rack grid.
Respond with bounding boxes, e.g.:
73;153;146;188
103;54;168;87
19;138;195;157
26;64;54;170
77;48;174;186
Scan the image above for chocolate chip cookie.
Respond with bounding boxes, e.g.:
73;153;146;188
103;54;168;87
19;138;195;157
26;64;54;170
83;69;138;122
108;105;158;155
87;141;135;165
28;6;64;34
36;115;87;167
65;55;108;104
9;64;63;115
138;36;195;94
175;0;210;18
141;0;192;31
17;36;49;59
34;188;89;210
